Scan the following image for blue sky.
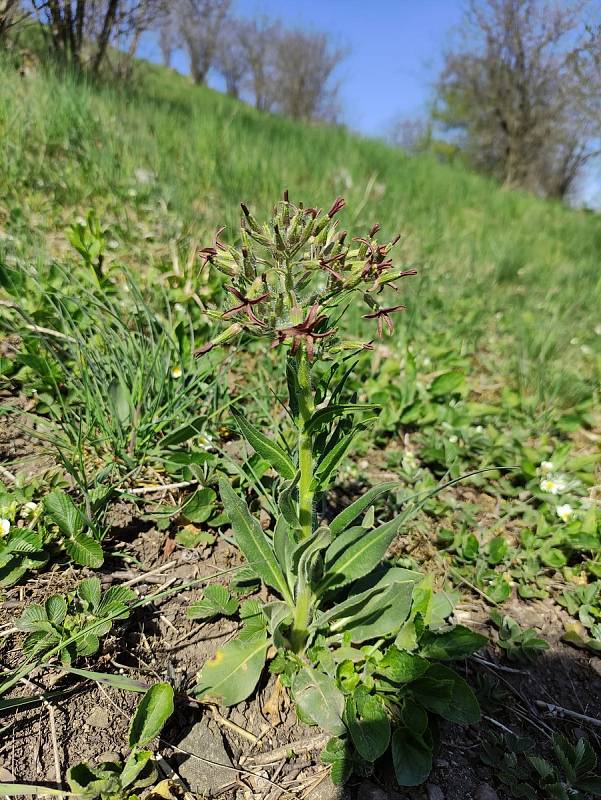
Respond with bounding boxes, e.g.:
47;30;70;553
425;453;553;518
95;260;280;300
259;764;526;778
139;0;465;138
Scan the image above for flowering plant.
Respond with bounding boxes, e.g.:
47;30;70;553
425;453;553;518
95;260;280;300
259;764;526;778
194;194;485;787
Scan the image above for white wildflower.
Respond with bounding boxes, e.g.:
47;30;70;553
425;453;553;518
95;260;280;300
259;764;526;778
0;518;10;536
556;504;573;522
540;461;554;474
540;476;568;495
171;365;183;379
21;501;38;518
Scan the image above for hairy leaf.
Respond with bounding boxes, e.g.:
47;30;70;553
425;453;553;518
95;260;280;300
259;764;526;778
195;634;268;706
219;479;291;603
129;683;174;748
232;408;296;479
292;666;346;735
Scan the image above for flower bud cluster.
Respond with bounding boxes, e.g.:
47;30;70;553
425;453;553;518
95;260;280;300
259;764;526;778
197;192;416;360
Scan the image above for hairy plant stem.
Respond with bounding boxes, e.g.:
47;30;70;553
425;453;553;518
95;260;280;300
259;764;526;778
290;346;315;653
296;348;315;541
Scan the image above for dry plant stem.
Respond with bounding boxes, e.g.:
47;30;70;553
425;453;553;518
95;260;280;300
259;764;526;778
535;700;601;729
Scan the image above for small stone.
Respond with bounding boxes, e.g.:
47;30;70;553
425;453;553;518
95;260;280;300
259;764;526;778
97;752;120;764
86;705;110;729
475;784;499;800
357;781;388;800
176;716;234;796
427;784;445;800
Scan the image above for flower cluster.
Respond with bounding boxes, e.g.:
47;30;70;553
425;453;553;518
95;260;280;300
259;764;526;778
196;192;416;359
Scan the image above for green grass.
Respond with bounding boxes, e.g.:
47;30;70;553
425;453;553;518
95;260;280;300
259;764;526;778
0;56;599;411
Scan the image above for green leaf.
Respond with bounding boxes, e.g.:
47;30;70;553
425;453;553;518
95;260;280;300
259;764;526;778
391;727;433;786
329;481;399;537
129;683;174;748
319;509;413;593
180;488;217;523
311;428;365;491
218;479;291;602
120;750;155;790
77;577;102;609
291;666;346;735
17;603;48;632
63;533;104;568
377;646;429;684
488;536;509;565
419;626;488;661
345;691;390;762
320;738;353;785
43;491;84;537
195;634;268;705
333;581;414;643
305;403;378;434
45;595;67;626
232;408;296;479
429;371;465;397
411;664;480;724
187;584;239;620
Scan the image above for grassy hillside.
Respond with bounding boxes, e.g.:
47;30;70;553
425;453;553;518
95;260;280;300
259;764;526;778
1;57;600;409
2;52;601;798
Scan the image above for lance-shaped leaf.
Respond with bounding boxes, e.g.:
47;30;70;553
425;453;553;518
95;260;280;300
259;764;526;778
129;682;174;748
195;633;268;706
305;403;378;434
231;408;296;479
329;481;400;537
291;666;346;735
331;581;414;643
311;423;374;492
219;479;292;604
318;507;414;594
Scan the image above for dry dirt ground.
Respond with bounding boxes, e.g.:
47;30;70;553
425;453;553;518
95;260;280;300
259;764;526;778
1;504;600;800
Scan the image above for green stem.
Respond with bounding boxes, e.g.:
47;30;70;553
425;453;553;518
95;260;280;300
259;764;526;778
290;585;312;653
296;348;315;540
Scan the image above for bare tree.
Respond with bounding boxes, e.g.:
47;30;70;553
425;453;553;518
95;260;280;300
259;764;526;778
27;0;164;75
388;116;433;154
0;0;29;43
272;28;344;122
434;0;598;199
214;16;247;98
177;0;230;84
236;16;280;111
158;3;178;67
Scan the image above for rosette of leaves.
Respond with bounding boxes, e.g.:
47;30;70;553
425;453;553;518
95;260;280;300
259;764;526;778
191;194;488;787
66;683;174;800
16;578;135;664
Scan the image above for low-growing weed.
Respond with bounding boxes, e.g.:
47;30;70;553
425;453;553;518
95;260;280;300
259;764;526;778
489;610;549;664
16;577;135;665
481;731;601;799
0;484;105;587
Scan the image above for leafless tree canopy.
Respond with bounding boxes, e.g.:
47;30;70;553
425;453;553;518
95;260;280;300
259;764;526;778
214;16;247;98
0;0;28;42
26;0;166;74
235;16;280;112
175;0;231;84
435;0;600;199
272;29;344;122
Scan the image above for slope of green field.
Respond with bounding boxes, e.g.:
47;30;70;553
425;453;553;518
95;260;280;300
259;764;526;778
0;56;600;409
